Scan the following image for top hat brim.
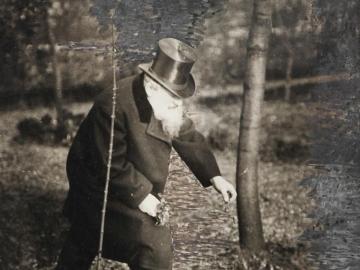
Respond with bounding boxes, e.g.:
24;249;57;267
138;63;195;99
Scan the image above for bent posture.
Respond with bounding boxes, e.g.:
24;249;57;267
56;38;236;270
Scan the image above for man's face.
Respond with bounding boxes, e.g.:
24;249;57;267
143;75;182;110
143;74;185;137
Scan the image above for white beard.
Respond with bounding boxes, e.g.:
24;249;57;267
143;75;184;138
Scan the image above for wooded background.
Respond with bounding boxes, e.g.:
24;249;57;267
1;0;359;107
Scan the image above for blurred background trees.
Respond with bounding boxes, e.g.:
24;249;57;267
1;0;359;108
0;0;112;109
315;0;360;73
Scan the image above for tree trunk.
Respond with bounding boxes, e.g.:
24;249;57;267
273;0;294;102
284;52;294;101
236;0;272;252
47;15;64;126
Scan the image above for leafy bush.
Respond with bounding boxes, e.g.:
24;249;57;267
15;109;84;146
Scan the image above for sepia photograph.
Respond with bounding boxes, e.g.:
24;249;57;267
0;0;359;269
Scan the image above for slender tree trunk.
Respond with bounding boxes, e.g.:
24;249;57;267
47;15;64;126
284;52;294;101
274;0;294;102
236;0;272;252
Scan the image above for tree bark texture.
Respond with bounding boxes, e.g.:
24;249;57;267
236;0;272;252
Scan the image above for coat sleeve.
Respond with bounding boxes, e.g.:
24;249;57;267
171;117;221;187
89;103;153;208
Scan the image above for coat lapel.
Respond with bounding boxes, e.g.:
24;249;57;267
146;112;172;145
132;73;172;145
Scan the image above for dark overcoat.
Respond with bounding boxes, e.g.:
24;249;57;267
63;73;221;265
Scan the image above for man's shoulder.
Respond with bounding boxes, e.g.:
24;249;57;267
118;74;138;92
93;74;139;114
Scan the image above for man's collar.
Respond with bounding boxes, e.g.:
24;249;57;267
132;73;152;123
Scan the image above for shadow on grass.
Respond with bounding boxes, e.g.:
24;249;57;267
0;184;68;269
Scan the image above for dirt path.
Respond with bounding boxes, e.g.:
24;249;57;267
166;152;238;270
97;151;239;270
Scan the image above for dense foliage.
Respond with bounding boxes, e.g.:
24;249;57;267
0;0;49;91
0;0;110;102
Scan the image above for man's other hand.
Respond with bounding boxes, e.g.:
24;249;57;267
210;176;237;203
138;193;160;217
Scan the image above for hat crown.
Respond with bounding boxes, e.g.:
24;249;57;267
138;38;197;98
150;38;196;86
158;38;197;63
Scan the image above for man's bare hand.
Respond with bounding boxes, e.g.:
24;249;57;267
210;176;237;203
138;193;160;217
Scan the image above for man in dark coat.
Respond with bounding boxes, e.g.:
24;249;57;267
56;38;236;270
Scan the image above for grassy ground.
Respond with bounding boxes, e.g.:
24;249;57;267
0;95;315;269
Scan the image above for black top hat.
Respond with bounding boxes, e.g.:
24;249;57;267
138;38;197;98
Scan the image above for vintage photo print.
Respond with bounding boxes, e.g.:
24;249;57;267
0;0;359;269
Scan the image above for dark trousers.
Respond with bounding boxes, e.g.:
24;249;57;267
55;232;95;270
55;227;173;270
